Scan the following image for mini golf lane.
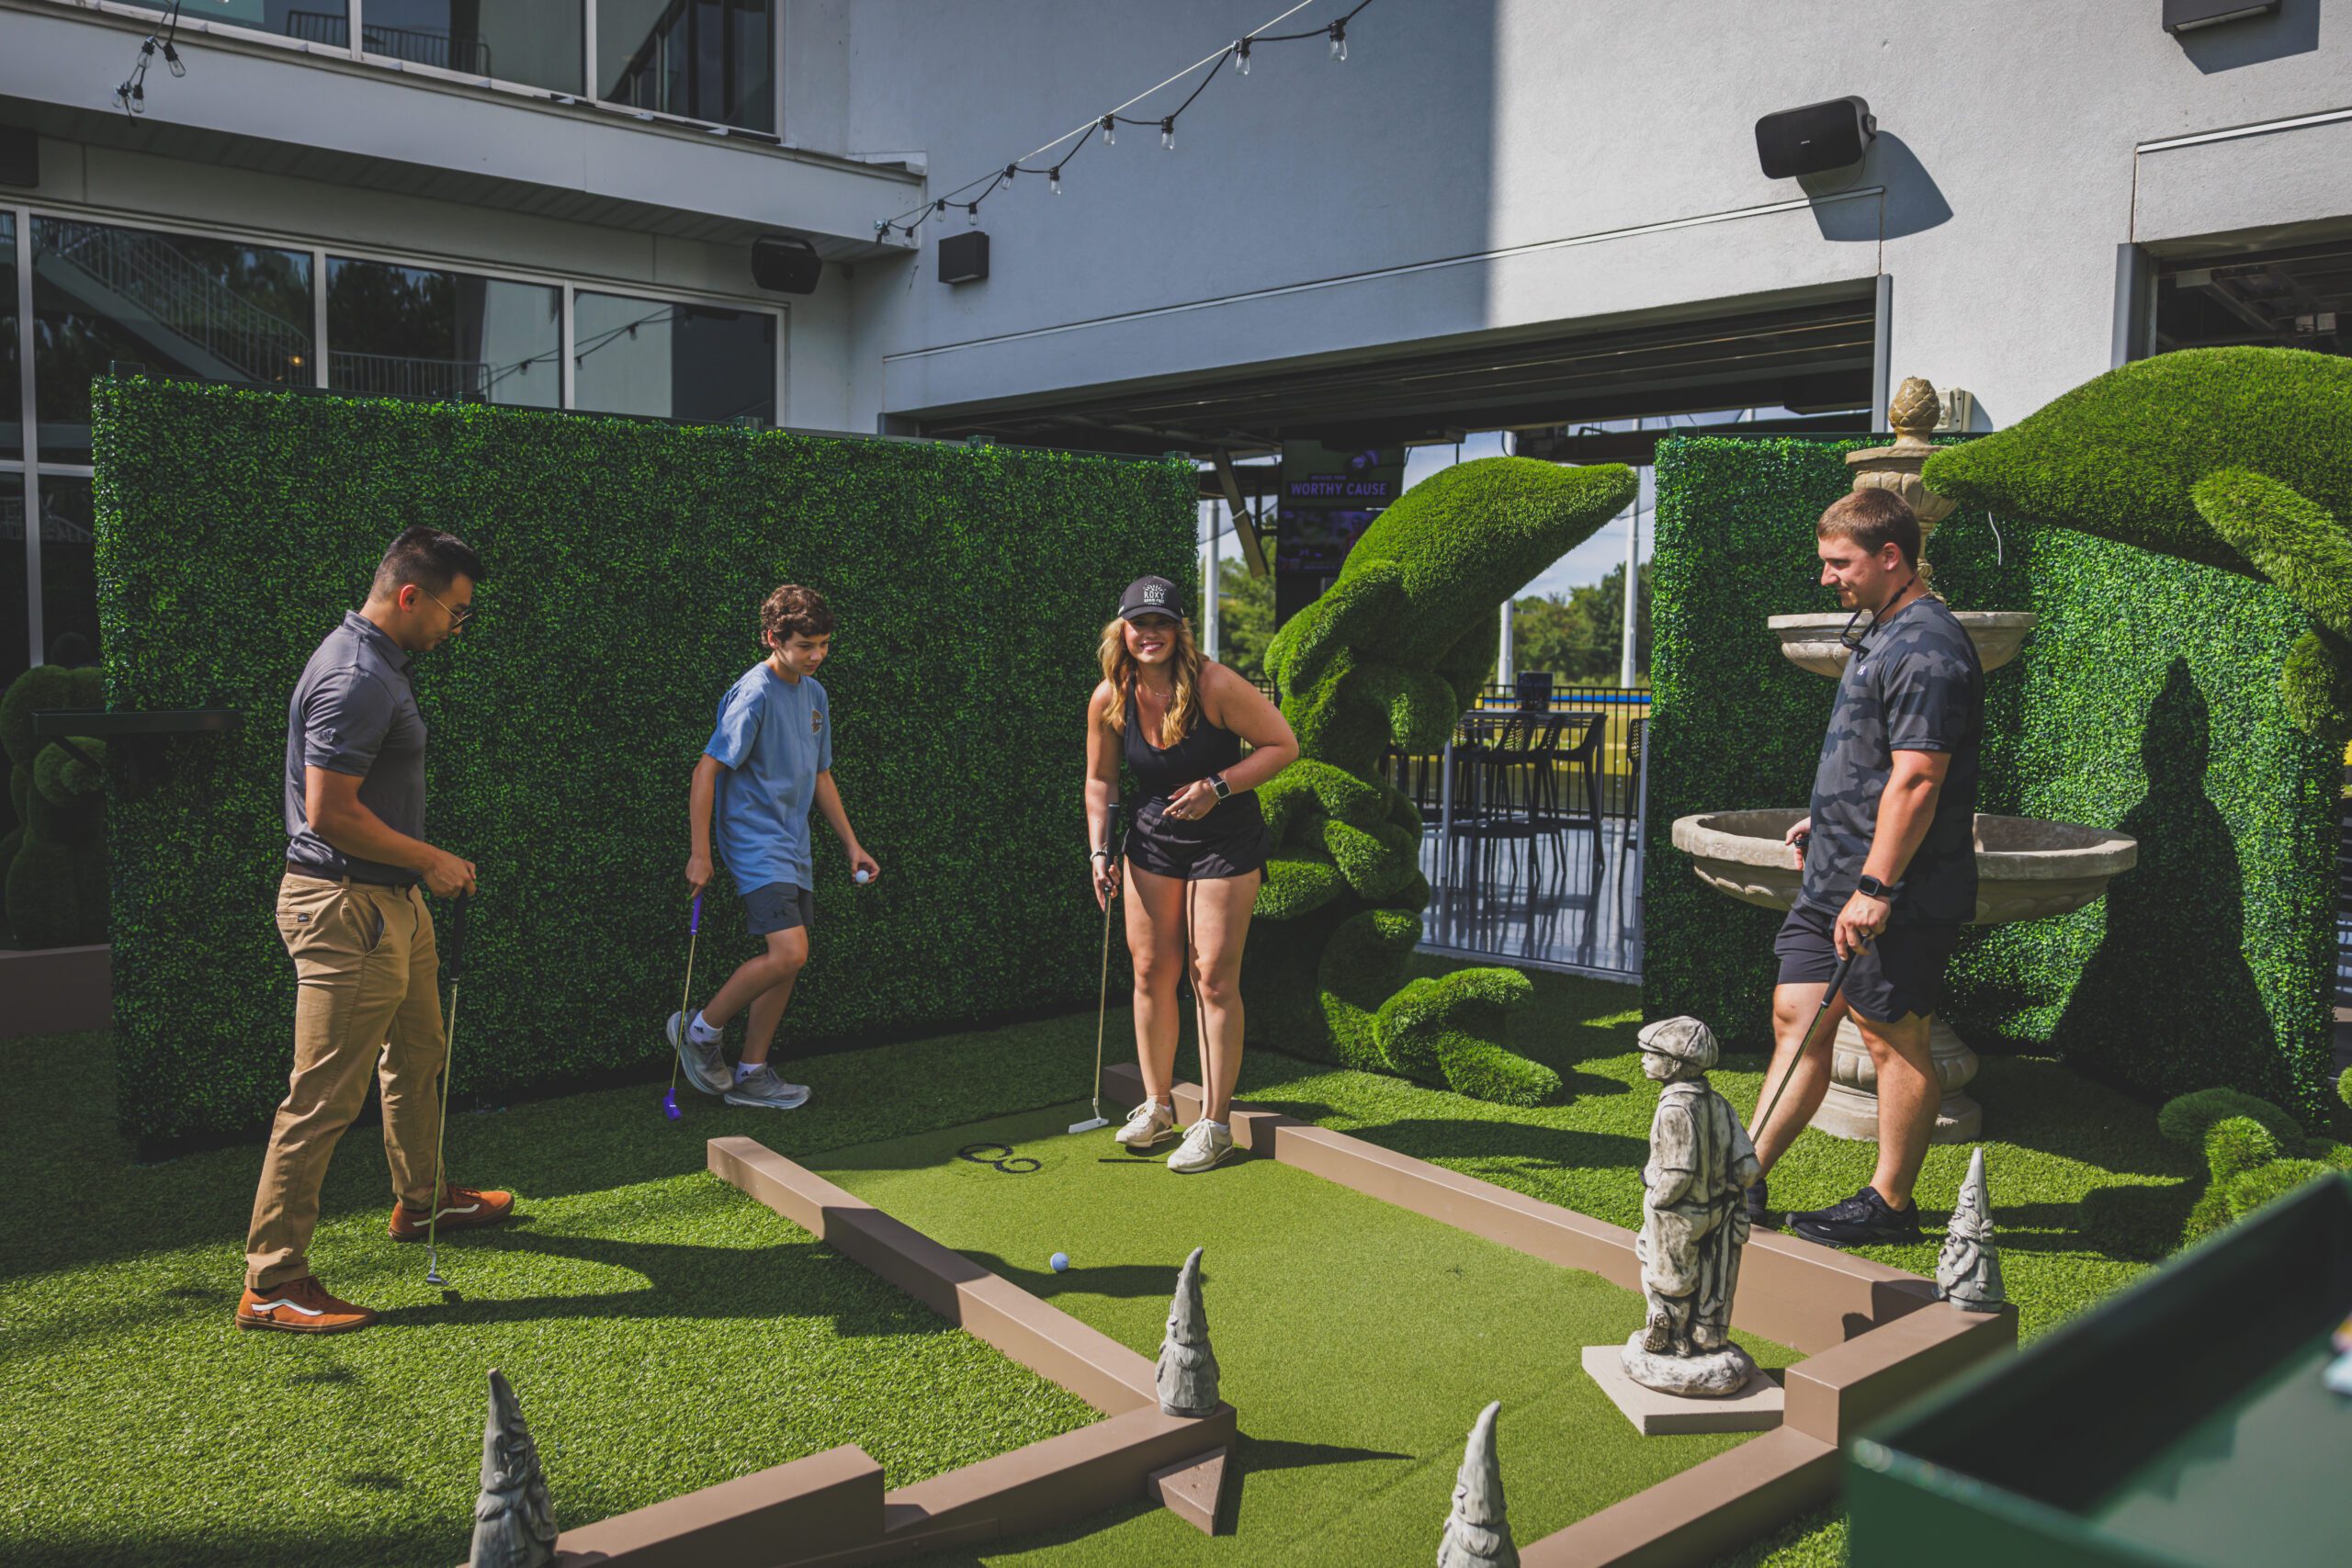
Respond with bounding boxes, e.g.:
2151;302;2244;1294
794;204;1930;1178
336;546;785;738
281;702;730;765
804;1102;1798;1566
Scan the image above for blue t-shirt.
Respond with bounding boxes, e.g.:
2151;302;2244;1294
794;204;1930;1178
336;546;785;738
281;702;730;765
707;663;832;893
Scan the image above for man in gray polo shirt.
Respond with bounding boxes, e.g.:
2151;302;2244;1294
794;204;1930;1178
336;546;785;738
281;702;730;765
237;526;513;1335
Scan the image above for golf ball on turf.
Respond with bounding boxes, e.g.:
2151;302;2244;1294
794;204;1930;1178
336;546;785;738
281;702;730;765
854;870;871;885
1049;1252;1069;1273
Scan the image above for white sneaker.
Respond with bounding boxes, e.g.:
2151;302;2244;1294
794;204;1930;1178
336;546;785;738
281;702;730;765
1166;1119;1235;1174
723;1066;810;1111
1114;1100;1179;1152
667;1011;732;1095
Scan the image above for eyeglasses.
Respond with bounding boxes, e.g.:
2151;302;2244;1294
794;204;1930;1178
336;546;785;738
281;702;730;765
421;588;475;629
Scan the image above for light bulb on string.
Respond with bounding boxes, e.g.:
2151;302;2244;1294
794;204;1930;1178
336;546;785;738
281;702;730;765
1049;166;1063;195
1160;117;1175;151
967;202;978;227
1329;20;1347;61
1234;39;1250;74
1102;113;1115;146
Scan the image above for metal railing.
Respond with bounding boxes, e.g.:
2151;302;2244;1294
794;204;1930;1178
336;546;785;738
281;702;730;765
39;222;310;388
284;13;495;75
329;350;496;402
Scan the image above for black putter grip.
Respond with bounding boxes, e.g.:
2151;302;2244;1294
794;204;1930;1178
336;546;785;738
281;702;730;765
445;892;469;985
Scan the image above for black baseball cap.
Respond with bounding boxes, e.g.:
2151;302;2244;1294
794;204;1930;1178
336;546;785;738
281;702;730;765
1118;575;1185;621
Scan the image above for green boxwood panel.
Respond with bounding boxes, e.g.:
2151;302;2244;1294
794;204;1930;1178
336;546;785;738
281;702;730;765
1645;435;2331;1122
92;380;1193;1150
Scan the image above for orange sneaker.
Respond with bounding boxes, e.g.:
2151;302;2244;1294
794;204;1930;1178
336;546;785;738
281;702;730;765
389;1183;515;1242
236;1276;378;1335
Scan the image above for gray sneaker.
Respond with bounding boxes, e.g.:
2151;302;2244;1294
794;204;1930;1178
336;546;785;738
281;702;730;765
723;1065;811;1111
667;1011;732;1095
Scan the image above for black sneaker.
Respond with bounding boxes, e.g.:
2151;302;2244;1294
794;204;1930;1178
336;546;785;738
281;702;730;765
1788;1184;1922;1248
1745;1178;1778;1230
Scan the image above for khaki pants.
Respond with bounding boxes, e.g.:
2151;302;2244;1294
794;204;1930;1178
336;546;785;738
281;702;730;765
244;873;445;1290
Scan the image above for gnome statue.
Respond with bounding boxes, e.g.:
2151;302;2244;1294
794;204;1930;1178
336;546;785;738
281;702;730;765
469;1369;557;1568
1436;1401;1518;1568
1623;1017;1764;1398
1936;1147;2006;1313
1156;1247;1220;1417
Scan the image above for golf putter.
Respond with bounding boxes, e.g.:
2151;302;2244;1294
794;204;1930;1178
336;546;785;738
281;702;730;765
1751;947;1857;1142
1069;804;1123;1134
663;894;705;1122
424;890;470;1289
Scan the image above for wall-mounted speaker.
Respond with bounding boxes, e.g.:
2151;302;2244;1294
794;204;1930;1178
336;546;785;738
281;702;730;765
1754;96;1876;179
2163;0;2281;31
749;234;822;295
0;128;37;188
939;231;989;286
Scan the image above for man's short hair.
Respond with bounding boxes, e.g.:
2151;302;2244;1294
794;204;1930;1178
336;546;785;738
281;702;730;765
762;584;835;646
373;525;486;598
1817;489;1921;567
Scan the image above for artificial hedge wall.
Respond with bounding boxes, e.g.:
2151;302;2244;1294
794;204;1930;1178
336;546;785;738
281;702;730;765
92;378;1194;1151
1645;435;2334;1123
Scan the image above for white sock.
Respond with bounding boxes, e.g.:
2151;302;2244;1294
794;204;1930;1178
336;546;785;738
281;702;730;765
1205;1119;1228;1133
689;1011;723;1045
734;1061;765;1083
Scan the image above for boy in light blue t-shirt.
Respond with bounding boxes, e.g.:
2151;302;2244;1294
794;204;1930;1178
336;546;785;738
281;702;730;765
669;585;878;1110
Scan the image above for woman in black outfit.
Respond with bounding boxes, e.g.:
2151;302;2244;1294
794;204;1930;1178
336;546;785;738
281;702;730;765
1086;575;1298;1173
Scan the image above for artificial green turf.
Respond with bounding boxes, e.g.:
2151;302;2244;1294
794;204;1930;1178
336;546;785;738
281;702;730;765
809;1104;1794;1563
1;961;2189;1567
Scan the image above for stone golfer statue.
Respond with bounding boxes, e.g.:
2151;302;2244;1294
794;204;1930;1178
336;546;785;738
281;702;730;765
1626;1016;1763;1398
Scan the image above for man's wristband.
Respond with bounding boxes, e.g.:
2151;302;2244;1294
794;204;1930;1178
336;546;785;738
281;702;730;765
1855;874;1900;900
1090;848;1111;862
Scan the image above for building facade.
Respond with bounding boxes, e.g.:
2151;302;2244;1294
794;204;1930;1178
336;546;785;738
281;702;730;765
5;0;2350;684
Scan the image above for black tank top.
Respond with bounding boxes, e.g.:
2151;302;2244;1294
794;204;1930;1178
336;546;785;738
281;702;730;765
1123;682;1246;800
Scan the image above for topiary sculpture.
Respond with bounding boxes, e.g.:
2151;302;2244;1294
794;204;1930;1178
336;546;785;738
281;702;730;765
0;665;110;948
1921;347;2352;742
1245;457;1638;1104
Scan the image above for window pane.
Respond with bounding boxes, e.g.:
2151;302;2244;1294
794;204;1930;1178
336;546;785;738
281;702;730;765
119;1;350;48
573;292;775;425
327;259;561;408
0;473;29;686
360;1;583;91
36;475;96;670
600;0;774;131
31;219;312;465
2;211;18;461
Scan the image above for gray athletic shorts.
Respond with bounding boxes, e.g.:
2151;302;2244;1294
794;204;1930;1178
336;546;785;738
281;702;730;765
744;881;814;938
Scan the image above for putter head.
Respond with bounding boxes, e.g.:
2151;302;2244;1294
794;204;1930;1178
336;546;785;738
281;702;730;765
424;1266;447;1288
1067;1116;1111;1134
662;1089;682;1122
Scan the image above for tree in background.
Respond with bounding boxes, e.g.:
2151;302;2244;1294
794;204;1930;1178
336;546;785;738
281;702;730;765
1216;556;1276;680
1510;560;1651;685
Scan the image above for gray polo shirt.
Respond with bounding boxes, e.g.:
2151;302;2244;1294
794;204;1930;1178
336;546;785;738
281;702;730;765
284;610;427;886
1798;594;1984;927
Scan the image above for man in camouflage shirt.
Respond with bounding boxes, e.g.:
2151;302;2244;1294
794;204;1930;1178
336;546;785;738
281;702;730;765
1749;489;1984;1247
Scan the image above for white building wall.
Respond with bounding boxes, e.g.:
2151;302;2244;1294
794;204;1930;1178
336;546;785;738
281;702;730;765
803;0;2352;432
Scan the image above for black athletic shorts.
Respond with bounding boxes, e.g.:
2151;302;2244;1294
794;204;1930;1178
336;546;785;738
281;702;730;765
1773;902;1960;1022
1125;793;1270;882
744;881;815;938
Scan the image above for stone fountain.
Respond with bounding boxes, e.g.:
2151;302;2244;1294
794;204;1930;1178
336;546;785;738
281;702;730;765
1671;378;2137;1143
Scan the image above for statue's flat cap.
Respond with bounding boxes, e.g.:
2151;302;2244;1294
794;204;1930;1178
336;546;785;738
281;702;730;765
1636;1015;1720;1068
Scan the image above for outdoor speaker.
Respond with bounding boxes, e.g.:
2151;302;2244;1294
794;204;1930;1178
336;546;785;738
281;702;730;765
0;128;36;188
939;231;989;286
1755;96;1876;179
749;235;821;295
2163;0;2280;31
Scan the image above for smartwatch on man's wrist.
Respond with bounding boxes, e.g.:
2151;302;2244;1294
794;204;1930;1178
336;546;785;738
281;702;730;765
1855;874;1898;901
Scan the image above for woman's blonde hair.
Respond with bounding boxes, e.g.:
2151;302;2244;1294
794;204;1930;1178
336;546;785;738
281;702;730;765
1099;615;1204;749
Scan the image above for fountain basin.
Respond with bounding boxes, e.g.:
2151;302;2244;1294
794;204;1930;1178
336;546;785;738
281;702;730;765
1767;611;2039;679
1671;808;2136;923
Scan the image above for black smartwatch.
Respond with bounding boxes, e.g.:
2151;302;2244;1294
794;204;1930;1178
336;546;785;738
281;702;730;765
1855;874;1898;900
1207;773;1231;801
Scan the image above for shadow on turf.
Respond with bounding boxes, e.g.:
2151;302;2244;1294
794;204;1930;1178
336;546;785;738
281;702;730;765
960;1249;1204;1304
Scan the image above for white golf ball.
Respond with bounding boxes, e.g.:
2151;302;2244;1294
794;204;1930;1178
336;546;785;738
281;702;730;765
854;869;871;885
1049;1251;1070;1273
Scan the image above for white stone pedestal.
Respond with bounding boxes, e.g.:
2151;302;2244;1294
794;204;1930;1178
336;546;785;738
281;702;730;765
1808;1014;1982;1145
1580;1346;1784;1436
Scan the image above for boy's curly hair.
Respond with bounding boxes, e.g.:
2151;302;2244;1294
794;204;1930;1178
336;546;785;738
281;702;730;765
762;584;836;647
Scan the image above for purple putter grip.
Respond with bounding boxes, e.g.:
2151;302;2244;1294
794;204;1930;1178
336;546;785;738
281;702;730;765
690;895;703;934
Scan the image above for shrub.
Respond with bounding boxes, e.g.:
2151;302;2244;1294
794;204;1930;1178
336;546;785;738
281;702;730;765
2223;1158;2334;1221
2201;1116;2279;1184
2158;1087;2308;1157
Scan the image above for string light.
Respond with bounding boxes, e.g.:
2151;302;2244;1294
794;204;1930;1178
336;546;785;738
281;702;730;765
114;0;190;119
873;1;1376;243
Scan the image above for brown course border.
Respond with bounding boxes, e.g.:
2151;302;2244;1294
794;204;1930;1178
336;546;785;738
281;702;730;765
1109;1066;2015;1567
513;1139;1235;1567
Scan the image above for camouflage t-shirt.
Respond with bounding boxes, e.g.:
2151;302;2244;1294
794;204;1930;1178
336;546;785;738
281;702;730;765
1799;594;1983;927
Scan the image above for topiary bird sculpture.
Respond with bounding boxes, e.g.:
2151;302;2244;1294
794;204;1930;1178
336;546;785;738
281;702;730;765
1245;457;1638;1104
1921;347;2352;743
